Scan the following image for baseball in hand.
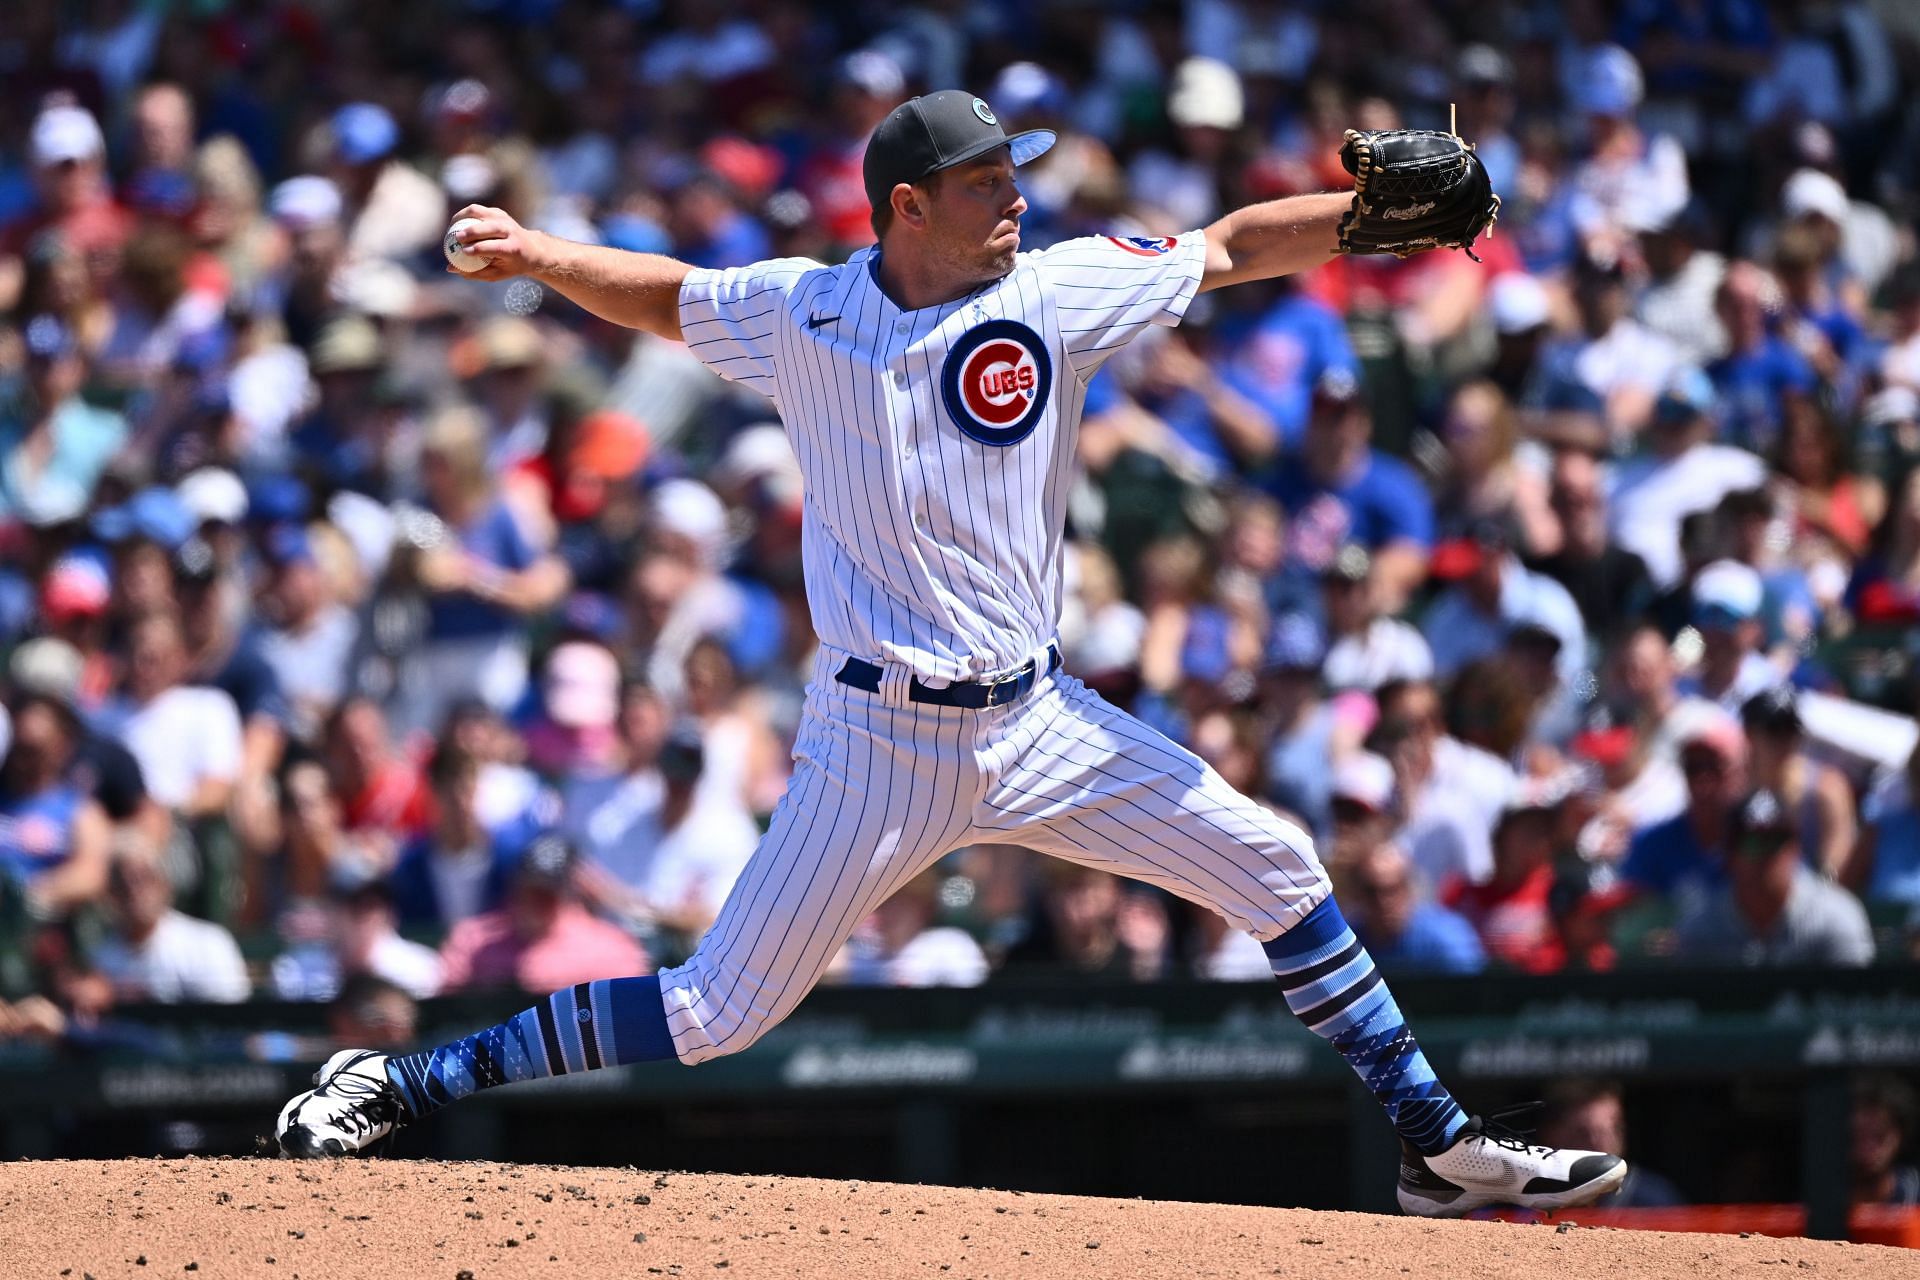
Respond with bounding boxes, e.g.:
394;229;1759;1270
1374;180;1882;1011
443;218;492;273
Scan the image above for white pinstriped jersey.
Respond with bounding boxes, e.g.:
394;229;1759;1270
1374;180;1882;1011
678;232;1209;684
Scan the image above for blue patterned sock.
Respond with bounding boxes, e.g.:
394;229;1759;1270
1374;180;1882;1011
1264;896;1468;1155
384;976;677;1118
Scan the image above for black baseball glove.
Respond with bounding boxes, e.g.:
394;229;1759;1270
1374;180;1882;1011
1335;129;1502;260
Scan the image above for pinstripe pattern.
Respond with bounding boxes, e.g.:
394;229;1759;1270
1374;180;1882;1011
381;231;1475;1170
678;234;1207;685
653;659;1334;1064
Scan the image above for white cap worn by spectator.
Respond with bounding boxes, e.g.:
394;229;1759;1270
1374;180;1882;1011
650;478;730;571
1332;752;1397;813
1692;559;1764;625
270;175;344;229
713;423;804;509
176;467;249;527
840;48;907;100
31;105;105;167
1489;273;1551;336
331;258;420;318
1781;169;1850;225
1168;57;1244;131
10;636;85;704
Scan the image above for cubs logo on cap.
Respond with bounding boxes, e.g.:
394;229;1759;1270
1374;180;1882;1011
1106;235;1178;256
972;98;996;125
940;320;1052;447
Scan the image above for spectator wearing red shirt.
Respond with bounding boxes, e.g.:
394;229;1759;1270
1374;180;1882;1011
437;832;649;994
323;696;431;841
1446;781;1566;973
797;52;906;252
3;105;132;267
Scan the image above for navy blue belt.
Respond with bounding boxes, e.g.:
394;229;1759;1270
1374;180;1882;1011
836;646;1061;709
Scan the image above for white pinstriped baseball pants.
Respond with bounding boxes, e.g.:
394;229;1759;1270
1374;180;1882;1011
656;648;1332;1064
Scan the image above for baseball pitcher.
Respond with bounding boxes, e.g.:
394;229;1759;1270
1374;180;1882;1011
277;90;1624;1217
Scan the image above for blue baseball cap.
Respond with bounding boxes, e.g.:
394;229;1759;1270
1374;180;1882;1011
1180;607;1235;684
332;103;399;166
1654;366;1718;425
247;474;312;525
95;486;197;549
1264;612;1326;672
264;523;316;568
599;213;673;256
24;314;74;361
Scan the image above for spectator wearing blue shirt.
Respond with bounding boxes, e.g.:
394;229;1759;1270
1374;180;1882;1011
1422;517;1589;686
1852;744;1920;909
1621;715;1746;910
1109;330;1280;476
0;316;127;526
1337;842;1487;975
388;743;524;934
1215;276;1357;451
1259;612;1335;845
396;405;572;738
1264;369;1433;613
1707;261;1818;455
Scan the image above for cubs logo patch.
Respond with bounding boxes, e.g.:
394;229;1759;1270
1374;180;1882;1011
1105;235;1178;256
940;320;1052;447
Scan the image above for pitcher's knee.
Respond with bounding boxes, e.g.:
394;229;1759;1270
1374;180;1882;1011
655;953;797;1065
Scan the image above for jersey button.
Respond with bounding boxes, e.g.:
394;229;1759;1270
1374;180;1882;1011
901;444;915;460
893;370;908;388
895;321;910;335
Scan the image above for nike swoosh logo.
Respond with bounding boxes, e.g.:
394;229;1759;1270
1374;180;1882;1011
806;313;841;331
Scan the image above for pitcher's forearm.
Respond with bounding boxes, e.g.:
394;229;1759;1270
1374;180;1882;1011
530;233;694;342
1199;191;1348;292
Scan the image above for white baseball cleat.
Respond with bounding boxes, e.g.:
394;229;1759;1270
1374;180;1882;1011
276;1049;407;1158
1396;1107;1627;1217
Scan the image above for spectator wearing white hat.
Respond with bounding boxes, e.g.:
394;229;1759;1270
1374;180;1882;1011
267;175;349;350
1327;750;1398;867
629;477;758;710
1676;559;1783;714
1768;167;1902;300
1129;57;1244;232
2;104;130;265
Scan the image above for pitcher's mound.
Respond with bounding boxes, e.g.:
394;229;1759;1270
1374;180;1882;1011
0;1158;1908;1279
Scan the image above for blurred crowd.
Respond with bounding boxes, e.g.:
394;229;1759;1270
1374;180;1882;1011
1;0;1920;1036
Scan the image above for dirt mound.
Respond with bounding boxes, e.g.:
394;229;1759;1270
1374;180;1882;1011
0;1159;1908;1279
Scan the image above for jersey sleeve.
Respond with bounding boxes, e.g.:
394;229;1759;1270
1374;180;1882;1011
1028;232;1209;376
676;257;820;394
